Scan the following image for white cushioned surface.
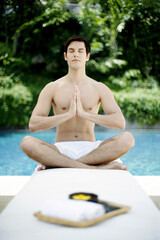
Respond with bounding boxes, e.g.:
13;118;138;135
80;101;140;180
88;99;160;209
0;169;160;240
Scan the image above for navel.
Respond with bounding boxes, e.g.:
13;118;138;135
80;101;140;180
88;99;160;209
75;135;78;138
62;107;66;110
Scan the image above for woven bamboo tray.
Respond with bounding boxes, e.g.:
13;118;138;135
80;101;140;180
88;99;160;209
34;199;131;228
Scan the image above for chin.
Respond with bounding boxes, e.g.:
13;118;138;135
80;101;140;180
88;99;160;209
71;65;82;69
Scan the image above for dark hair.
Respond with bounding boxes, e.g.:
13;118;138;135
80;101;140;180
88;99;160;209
64;35;90;55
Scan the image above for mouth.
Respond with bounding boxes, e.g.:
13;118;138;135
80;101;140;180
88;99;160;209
72;59;80;62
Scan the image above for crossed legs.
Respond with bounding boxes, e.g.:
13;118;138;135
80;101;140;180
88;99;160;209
78;132;135;170
20;132;135;171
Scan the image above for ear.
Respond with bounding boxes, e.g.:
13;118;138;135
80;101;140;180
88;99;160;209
64;52;67;61
86;53;90;62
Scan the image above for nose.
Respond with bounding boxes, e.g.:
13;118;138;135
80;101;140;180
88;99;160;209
74;51;79;57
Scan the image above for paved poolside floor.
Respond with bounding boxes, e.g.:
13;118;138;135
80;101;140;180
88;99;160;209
0;175;160;213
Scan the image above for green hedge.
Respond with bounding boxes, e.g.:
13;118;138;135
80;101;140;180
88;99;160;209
114;88;160;126
0;69;160;127
1;87;160;127
0;80;33;127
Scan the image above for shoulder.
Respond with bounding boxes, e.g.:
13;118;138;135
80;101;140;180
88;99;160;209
87;77;112;95
40;77;65;93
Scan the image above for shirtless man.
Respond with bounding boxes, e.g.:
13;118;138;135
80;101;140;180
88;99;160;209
20;35;135;171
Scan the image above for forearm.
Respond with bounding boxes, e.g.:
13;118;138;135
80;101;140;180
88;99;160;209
29;112;73;132
80;111;125;129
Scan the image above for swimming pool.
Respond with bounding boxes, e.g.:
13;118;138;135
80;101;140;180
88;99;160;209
0;130;160;176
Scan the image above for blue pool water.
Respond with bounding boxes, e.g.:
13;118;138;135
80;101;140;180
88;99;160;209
0;130;160;176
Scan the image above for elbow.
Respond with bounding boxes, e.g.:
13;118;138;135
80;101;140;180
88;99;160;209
120;122;125;130
118;116;126;130
29;127;35;133
29;121;36;133
29;125;35;133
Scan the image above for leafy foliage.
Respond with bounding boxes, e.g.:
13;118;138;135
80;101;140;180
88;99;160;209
114;89;160;125
0;68;33;126
106;69;159;90
0;0;160;127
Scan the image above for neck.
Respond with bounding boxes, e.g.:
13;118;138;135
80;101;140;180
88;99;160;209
67;68;86;84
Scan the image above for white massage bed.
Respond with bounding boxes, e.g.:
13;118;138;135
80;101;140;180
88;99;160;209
0;168;160;240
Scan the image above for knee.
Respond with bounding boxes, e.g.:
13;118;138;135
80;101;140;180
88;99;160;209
121;132;135;150
20;136;34;153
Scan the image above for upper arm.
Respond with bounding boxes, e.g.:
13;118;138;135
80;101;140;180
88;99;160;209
98;83;122;115
31;83;54;117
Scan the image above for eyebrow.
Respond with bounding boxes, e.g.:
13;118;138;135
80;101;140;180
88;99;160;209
68;48;84;51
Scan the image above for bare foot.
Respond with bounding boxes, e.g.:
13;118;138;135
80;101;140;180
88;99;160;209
37;164;47;171
99;162;128;171
37;165;59;171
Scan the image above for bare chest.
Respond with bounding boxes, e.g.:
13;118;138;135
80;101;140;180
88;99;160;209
53;86;100;113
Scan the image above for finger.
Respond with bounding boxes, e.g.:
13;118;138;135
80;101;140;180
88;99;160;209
75;85;79;92
71;90;76;102
74;85;78;92
74;86;80;95
76;90;81;101
73;92;77;103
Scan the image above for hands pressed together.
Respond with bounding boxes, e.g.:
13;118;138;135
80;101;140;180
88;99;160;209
69;85;85;118
37;86;86;171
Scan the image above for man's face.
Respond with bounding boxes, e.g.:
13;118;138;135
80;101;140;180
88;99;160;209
64;41;90;69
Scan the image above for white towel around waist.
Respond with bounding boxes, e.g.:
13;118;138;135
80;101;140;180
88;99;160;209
54;141;122;162
55;141;102;160
36;140;122;169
